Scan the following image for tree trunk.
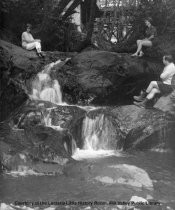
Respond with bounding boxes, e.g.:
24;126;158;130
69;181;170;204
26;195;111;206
57;0;73;15
62;0;82;20
85;0;97;43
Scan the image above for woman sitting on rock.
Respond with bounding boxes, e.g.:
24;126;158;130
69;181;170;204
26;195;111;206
133;55;175;108
22;23;44;57
131;18;157;57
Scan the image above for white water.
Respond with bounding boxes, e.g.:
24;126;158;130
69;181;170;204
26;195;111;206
29;60;65;105
27;59;121;160
72;148;123;160
5;166;45;177
82;114;109;150
39;80;62;104
73;114;123;160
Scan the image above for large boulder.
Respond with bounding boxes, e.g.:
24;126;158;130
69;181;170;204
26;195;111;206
67;50;163;105
85;105;175;150
110;105;175;150
154;92;175;115
0;124;72;174
94;164;153;190
64;161;153;194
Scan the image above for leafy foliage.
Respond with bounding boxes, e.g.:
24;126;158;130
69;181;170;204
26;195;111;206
96;0;175;49
0;0;84;51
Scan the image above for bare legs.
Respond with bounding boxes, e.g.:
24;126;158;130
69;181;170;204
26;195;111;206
145;81;160;100
133;81;160;108
132;39;152;57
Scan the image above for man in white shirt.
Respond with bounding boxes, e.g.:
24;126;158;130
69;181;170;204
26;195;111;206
133;55;175;108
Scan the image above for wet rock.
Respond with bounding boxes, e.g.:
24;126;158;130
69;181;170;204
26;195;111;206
5;99;54;128
0;123;72;173
87;105;175;150
50;105;86;128
94;164;153;190
50;105;86;148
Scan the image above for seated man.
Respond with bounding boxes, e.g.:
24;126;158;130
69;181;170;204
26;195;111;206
133;55;175;108
132;17;157;57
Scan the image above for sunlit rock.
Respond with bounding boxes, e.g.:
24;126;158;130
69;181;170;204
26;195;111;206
94;164;153;190
154;93;175;115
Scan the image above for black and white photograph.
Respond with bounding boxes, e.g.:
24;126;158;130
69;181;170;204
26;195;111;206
0;0;175;209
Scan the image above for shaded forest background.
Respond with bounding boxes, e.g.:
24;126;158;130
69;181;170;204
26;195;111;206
1;0;175;52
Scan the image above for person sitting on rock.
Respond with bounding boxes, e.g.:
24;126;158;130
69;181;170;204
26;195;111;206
131;17;157;57
22;23;44;57
133;55;175;108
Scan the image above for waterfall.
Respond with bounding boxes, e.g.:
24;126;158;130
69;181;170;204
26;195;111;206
82;114;110;150
72;114;123;160
39;79;62;104
27;59;122;160
29;60;64;104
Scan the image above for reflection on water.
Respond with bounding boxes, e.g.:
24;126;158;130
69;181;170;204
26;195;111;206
1;150;175;209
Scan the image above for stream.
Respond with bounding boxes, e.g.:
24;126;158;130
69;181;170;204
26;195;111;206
1;151;175;210
0;60;175;210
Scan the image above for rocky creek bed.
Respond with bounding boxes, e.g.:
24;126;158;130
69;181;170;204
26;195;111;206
1;39;175;210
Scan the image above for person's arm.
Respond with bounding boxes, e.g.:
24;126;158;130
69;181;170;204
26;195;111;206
146;27;157;40
160;66;174;80
22;32;35;43
147;35;154;40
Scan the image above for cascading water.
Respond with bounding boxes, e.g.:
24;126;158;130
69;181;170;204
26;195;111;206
83;114;110;150
39;78;62;104
26;59;122;160
29;60;64;105
73;114;123;160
